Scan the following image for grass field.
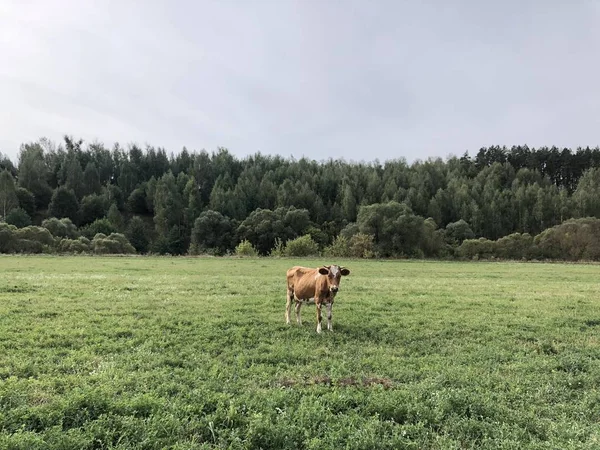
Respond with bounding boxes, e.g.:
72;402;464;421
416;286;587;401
1;256;600;449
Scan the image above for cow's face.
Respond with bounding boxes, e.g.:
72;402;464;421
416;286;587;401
318;265;350;294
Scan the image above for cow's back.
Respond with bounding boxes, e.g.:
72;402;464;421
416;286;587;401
287;266;319;300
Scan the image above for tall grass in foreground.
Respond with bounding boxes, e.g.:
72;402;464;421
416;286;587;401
1;256;600;449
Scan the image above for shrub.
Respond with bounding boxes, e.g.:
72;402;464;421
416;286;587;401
283;234;319;257
189;210;233;255
12;239;45;254
0;222;15;252
324;235;351;257
0;225;55;254
235;239;258;257
339;223;359;239
534;217;600;261
81;218;116;240
349;233;375;258
5;208;31;228
269;238;285;257
58;238;91;254
127;187;148;214
126;216;149;254
48;186;79;223
324;233;375;258
92;233;136;255
14;226;54;246
42;217;79;239
445;219;475;245
79;194;107;226
305;225;329;248
458;238;496;260
153;225;187;256
495;233;534;260
423;218;448;257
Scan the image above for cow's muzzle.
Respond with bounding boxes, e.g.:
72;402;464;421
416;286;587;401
330;286;339;293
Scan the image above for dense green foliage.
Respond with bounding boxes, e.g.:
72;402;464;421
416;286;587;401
1;256;600;449
4;139;600;257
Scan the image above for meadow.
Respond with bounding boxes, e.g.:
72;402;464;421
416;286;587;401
1;256;600;449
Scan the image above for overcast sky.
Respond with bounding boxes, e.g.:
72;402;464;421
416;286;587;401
1;0;599;164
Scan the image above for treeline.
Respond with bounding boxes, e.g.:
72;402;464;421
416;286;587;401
3;137;600;258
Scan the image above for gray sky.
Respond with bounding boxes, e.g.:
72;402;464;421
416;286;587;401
1;0;599;164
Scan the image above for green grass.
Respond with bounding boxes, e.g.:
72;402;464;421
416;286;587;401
2;256;600;449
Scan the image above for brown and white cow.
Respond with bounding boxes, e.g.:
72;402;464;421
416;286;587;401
285;265;350;333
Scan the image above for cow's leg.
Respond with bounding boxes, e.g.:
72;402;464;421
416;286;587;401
295;301;302;325
316;301;323;333
326;302;333;331
285;288;293;324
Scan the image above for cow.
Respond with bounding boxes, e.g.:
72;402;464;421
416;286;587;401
285;265;350;333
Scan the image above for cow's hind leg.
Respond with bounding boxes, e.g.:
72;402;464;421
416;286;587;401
295;301;302;325
286;288;293;324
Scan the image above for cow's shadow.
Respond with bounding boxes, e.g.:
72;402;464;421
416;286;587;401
280;321;398;346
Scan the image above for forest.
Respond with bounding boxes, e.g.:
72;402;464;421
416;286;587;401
2;137;600;260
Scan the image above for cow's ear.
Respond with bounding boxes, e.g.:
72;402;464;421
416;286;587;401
340;268;350;276
318;267;329;275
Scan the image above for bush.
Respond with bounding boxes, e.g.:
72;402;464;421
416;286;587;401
5;208;31;228
81;218;116;240
189;210;233;255
423;218;448;257
0;225;55;254
495;233;534;260
235;239;258;257
11;239;45;254
126;216;149;254
48;186;79;223
458;238;496;260
92;233;136;255
0;223;15;252
324;235;351;257
151;225;187;256
305;225;329;248
349;233;375;258
283;234;319;257
127;187;148;214
13;226;54;246
58;238;91;254
445;219;475;245
269;238;285;257
42;217;79;239
339;223;360;239
79;194;107;226
324;233;375;258
534;217;600;260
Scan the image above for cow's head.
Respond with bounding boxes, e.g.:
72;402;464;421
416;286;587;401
318;265;350;294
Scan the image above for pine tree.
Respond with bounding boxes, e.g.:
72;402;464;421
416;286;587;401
153;172;183;236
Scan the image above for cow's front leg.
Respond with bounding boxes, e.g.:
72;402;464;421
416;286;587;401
295;301;303;325
316;301;323;333
326;302;333;331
